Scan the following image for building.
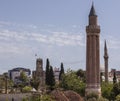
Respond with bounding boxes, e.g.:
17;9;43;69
86;3;101;96
8;67;31;83
54;67;60;83
109;69;120;82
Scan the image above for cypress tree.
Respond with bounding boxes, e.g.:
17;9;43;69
45;58;50;85
49;66;55;87
59;62;64;81
113;71;117;84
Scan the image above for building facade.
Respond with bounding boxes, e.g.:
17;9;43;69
86;3;101;96
8;67;31;83
54;67;60;83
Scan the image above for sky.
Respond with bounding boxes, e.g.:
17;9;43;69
0;0;120;74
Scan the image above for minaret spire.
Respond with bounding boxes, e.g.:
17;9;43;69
89;2;96;16
104;40;109;83
88;3;98;26
104;40;108;57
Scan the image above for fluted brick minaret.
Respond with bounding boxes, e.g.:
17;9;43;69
86;3;101;96
104;40;109;83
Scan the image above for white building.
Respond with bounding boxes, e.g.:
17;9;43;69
8;67;31;83
54;67;60;83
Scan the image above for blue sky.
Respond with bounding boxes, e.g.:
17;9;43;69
0;1;120;74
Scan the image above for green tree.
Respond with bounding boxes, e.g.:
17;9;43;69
101;82;113;100
49;66;55;89
59;62;64;81
20;71;28;84
60;69;85;96
116;94;120;101
0;77;5;93
45;58;50;85
113;71;117;84
76;69;86;83
112;82;120;99
3;73;8;94
18;71;29;92
30;79;39;90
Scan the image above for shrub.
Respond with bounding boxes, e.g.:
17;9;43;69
116;94;120;101
86;93;98;100
22;86;32;93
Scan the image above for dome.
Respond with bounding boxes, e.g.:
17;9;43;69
100;65;105;72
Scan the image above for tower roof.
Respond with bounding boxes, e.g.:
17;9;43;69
104;40;108;57
89;2;97;16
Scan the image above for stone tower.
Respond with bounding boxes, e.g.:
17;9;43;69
86;3;101;96
104;40;109;83
36;58;44;87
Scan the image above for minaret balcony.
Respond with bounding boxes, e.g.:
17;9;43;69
86;25;100;34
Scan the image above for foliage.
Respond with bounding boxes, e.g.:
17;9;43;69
41;95;55;101
111;82;120;100
116;94;120;101
49;66;55;89
20;71;28;83
23;94;54;101
0;77;5;89
22;86;32;93
101;82;113;100
101;82;120;101
0;75;14;94
86;93;98;101
76;69;86;83
97;97;109;101
113;72;117;84
85;94;108;101
60;69;85;96
45;58;50;85
22;97;28;101
59;62;64;81
30;79;39;90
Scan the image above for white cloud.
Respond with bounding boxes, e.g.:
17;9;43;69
0;28;85;47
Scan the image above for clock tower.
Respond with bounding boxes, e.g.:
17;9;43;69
36;58;44;88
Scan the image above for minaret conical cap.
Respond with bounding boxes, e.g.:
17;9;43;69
89;2;97;16
104;40;108;57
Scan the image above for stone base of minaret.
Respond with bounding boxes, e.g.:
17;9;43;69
85;85;101;97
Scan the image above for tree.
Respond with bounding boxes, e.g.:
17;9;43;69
0;77;5;93
113;71;117;84
60;69;85;96
30;79;39;90
45;58;50;85
101;82;113;100
59;62;64;81
19;71;28;92
20;71;28;83
76;69;86;83
112;82;120;98
116;94;120;101
49;66;55;89
4;74;8;94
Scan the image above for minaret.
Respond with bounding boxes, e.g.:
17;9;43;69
104;40;109;83
86;3;101;96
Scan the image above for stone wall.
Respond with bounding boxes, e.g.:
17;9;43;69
0;93;31;101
